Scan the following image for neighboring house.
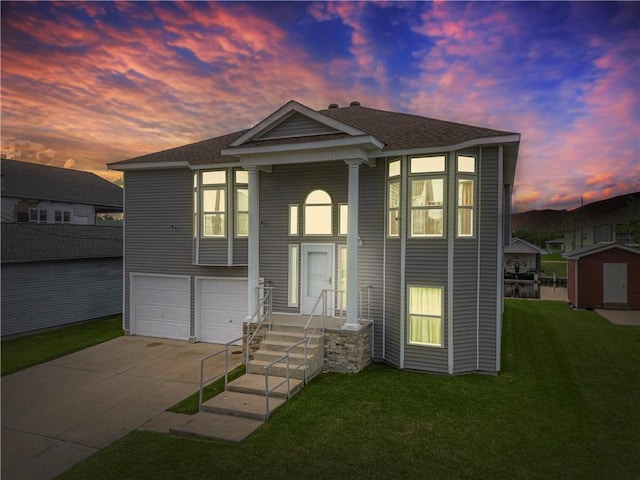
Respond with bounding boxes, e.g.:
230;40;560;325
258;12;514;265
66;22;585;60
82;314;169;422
1;224;123;336
545;238;565;253
563;192;640;251
108;100;520;375
564;243;640;310
0;158;124;336
504;237;546;298
1;158;123;225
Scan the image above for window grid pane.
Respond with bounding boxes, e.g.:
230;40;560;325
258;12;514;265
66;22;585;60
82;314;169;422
204;213;225;237
339;204;348;235
458;155;476;173
304;205;332;235
289;205;299;236
410;155;445;174
288;245;299;306
202;170;226;185
388;159;401;178
409;286;442;346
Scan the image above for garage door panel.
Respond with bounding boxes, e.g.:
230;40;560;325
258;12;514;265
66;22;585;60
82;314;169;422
132;275;190;340
198;278;247;345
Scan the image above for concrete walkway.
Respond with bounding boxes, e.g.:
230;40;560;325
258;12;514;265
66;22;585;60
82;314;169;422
596;309;640;326
1;336;235;480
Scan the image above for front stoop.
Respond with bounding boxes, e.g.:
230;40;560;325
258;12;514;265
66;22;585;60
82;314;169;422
169;324;319;442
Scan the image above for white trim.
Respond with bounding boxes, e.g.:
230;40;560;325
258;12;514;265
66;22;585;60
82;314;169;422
344;160;361;330
108;161;190;171
399;156;408;368
368;134;521;159
229;100;368;147
247;167;260;319
476;147;482;370
496;145;504;372
191;162;242;170
447;151;455;374
288;244;300;308
225;135;383;158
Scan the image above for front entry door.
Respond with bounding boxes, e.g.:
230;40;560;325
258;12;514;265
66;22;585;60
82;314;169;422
301;244;334;315
603;263;627;304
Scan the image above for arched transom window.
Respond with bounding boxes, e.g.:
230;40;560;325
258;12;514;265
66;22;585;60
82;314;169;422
304;189;332;235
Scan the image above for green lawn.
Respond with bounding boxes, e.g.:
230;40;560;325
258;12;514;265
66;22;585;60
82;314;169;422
541;253;567;277
57;302;639;480
1;315;123;376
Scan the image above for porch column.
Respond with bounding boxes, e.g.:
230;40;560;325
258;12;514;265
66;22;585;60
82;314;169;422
343;159;362;331
247;166;260;320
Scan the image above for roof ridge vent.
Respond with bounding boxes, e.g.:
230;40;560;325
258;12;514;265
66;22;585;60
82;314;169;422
349;101;361;107
328;103;339;109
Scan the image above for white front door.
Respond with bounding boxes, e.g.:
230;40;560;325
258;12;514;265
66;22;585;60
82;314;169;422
603;263;627;304
301;244;334;315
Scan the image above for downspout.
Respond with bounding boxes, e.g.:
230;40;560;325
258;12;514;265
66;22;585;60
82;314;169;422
476;148;482;371
399;155;408;369
496;146;505;373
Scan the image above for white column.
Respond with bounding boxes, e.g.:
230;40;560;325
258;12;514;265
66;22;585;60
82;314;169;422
247;166;260;321
343;159;362;331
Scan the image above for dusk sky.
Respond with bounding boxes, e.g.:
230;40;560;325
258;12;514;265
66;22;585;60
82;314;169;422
1;1;638;212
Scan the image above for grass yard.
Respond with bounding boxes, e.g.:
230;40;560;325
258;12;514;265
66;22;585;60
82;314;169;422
541;253;567;277
1;315;123;376
57;302;639;480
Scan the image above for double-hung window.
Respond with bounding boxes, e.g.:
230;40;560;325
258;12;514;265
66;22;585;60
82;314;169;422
387;158;401;237
54;210;71;223
408;286;443;347
202;170;226;237
235;170;249;237
29;208;47;223
457;155;476;237
409;155;445;237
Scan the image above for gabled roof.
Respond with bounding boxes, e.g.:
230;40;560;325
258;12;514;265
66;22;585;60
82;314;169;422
504;237;547;255
1;224;123;263
109;100;520;175
563;242;640;260
1;159;123;208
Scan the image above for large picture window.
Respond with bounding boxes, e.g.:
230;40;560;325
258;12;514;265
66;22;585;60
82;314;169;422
409;156;445;237
408;286;443;347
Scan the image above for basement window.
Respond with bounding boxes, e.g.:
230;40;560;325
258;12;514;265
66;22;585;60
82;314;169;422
408;286;443;347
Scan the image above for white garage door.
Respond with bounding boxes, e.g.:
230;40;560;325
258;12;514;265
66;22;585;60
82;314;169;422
198;278;247;344
132;274;190;340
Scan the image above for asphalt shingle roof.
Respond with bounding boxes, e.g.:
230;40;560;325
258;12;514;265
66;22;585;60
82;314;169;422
109;103;518;168
1;159;123;207
1;224;123;262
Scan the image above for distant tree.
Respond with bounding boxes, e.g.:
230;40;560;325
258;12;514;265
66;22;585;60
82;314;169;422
616;196;640;244
512;227;563;248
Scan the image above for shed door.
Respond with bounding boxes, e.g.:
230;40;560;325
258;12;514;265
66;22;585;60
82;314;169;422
132;275;190;340
603;263;627;304
198;278;247;345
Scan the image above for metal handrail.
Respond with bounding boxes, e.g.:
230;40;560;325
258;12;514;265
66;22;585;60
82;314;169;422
198;282;273;411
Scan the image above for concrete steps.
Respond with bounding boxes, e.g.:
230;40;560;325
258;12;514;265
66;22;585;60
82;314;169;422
170;323;323;440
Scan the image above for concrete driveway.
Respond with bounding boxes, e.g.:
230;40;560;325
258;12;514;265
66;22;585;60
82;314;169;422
1;335;231;480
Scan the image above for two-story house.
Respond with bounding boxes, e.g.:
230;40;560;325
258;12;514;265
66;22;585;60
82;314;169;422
109;100;520;375
1;159;123;336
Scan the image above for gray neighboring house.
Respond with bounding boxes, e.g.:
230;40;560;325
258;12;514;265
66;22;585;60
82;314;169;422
109;100;520;375
1;159;123;336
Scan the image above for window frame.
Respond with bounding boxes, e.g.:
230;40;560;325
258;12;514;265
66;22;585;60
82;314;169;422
234;169;249;238
201;169;227;238
407;285;444;348
387;158;401;238
303;189;333;236
29;208;48;224
339;204;348;236
288;244;299;307
289;204;299;236
456;154;477;238
409;155;446;238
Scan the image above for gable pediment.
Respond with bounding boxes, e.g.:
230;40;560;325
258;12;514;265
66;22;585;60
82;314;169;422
228;100;367;148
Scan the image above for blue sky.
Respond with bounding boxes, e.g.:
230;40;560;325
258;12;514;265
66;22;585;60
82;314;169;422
1;1;638;211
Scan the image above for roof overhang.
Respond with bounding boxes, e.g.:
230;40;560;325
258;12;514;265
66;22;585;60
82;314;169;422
563;242;640;260
108;161;191;172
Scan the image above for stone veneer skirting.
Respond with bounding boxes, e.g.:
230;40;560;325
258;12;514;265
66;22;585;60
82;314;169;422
243;321;372;374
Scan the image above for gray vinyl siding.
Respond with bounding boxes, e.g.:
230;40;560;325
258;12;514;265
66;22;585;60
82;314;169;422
503;185;512;245
123;169;246;335
198;239;227;265
384;240;401;367
259;112;337;139
404;237;449;373
452;241;479;373
478;146;500;371
1;258;122;336
233;237;248;265
357;164;385;360
259;161;349;312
